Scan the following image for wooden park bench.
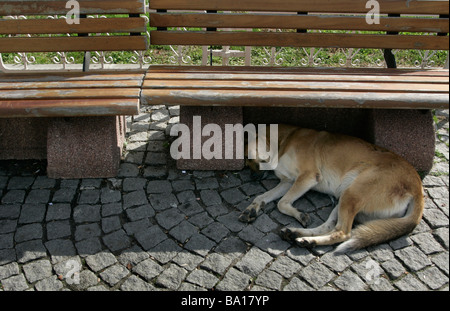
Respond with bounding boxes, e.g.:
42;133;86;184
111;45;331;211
143;0;449;173
0;0;148;178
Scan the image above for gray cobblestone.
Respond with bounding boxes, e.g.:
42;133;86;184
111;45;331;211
0;107;448;292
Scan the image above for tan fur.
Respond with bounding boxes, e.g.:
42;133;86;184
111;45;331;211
241;125;424;252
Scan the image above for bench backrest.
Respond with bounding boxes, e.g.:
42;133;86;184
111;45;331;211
149;0;449;51
0;0;148;53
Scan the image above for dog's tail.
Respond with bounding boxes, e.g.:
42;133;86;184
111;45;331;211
335;192;424;254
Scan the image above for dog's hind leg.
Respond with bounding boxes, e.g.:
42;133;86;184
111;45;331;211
295;191;359;248
239;180;292;223
277;172;319;227
281;205;339;241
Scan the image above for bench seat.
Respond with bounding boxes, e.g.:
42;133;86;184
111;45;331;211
0;71;143;118
142;66;449;109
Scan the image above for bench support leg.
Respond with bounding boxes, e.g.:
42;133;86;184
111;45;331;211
368;109;436;174
176;106;245;171
47;116;125;179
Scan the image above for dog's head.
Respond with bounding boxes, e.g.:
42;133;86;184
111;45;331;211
244;129;276;180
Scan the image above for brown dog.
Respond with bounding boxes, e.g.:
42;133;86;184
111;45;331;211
240;125;424;253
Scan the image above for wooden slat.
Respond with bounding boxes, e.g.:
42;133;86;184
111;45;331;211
150;13;449;34
0;71;146;83
146;66;450;77
142;89;449;109
0;36;148;53
144;79;449;94
0;88;140;100
149;0;449;15
0;99;139;118
0;0;146;15
145;72;450;84
0;17;147;35
0;80;142;90
150;31;449;51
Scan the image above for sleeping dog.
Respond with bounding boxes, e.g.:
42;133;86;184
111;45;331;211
241;125;424;253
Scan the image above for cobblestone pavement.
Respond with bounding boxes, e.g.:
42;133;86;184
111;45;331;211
0;107;448;292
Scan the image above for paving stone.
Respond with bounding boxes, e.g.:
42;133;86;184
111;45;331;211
123;190;148;209
423;208;448;229
200;253;233;275
186;269;219;289
120;275;156;291
47;220;71;240
85;251;117;272
25;189;51;204
411;232;444;254
73;205;101;223
283;277;314;291
123;178;147;192
433;227;449;249
156;208;185;230
0;204;20;219
172;251;204;271
218;212;246;233
132;258;164;281
256;232;291;256
45;239;77;264
135;225;167;251
321;252;353;273
147;180;172;193
148;193;178;211
184;233;216;257
126;204;155;221
216;268;251;291
221;188;246;205
102;203;123;217
381;258;407;279
235;247;273;277
156;263;187;290
0;233;13;249
52;188;77;203
0;262;19;281
255;270;283;290
7;177;35;190
102;216;122;234
394;274;428;291
269;255;302;279
195;177;219;190
169;220;199;243
100;264;130;286
1;190;25;204
75;238;102;257
200;190;222;206
178;200;203;216
18;204;46;224
395;246;432;272
201;222;230;243
103;229;132;252
23;259;53;283
0;219;17;234
75;223;101;241
432;252;449;276
299;261;335;289
16;239;47;263
416;266;448;290
1;274;29;291
15;223;43;243
100;188;121;204
46;204;71;221
148;239;182;264
334;270;368;291
118;245;149;267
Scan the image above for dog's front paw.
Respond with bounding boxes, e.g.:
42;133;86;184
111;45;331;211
280;228;301;241
239;203;260;223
